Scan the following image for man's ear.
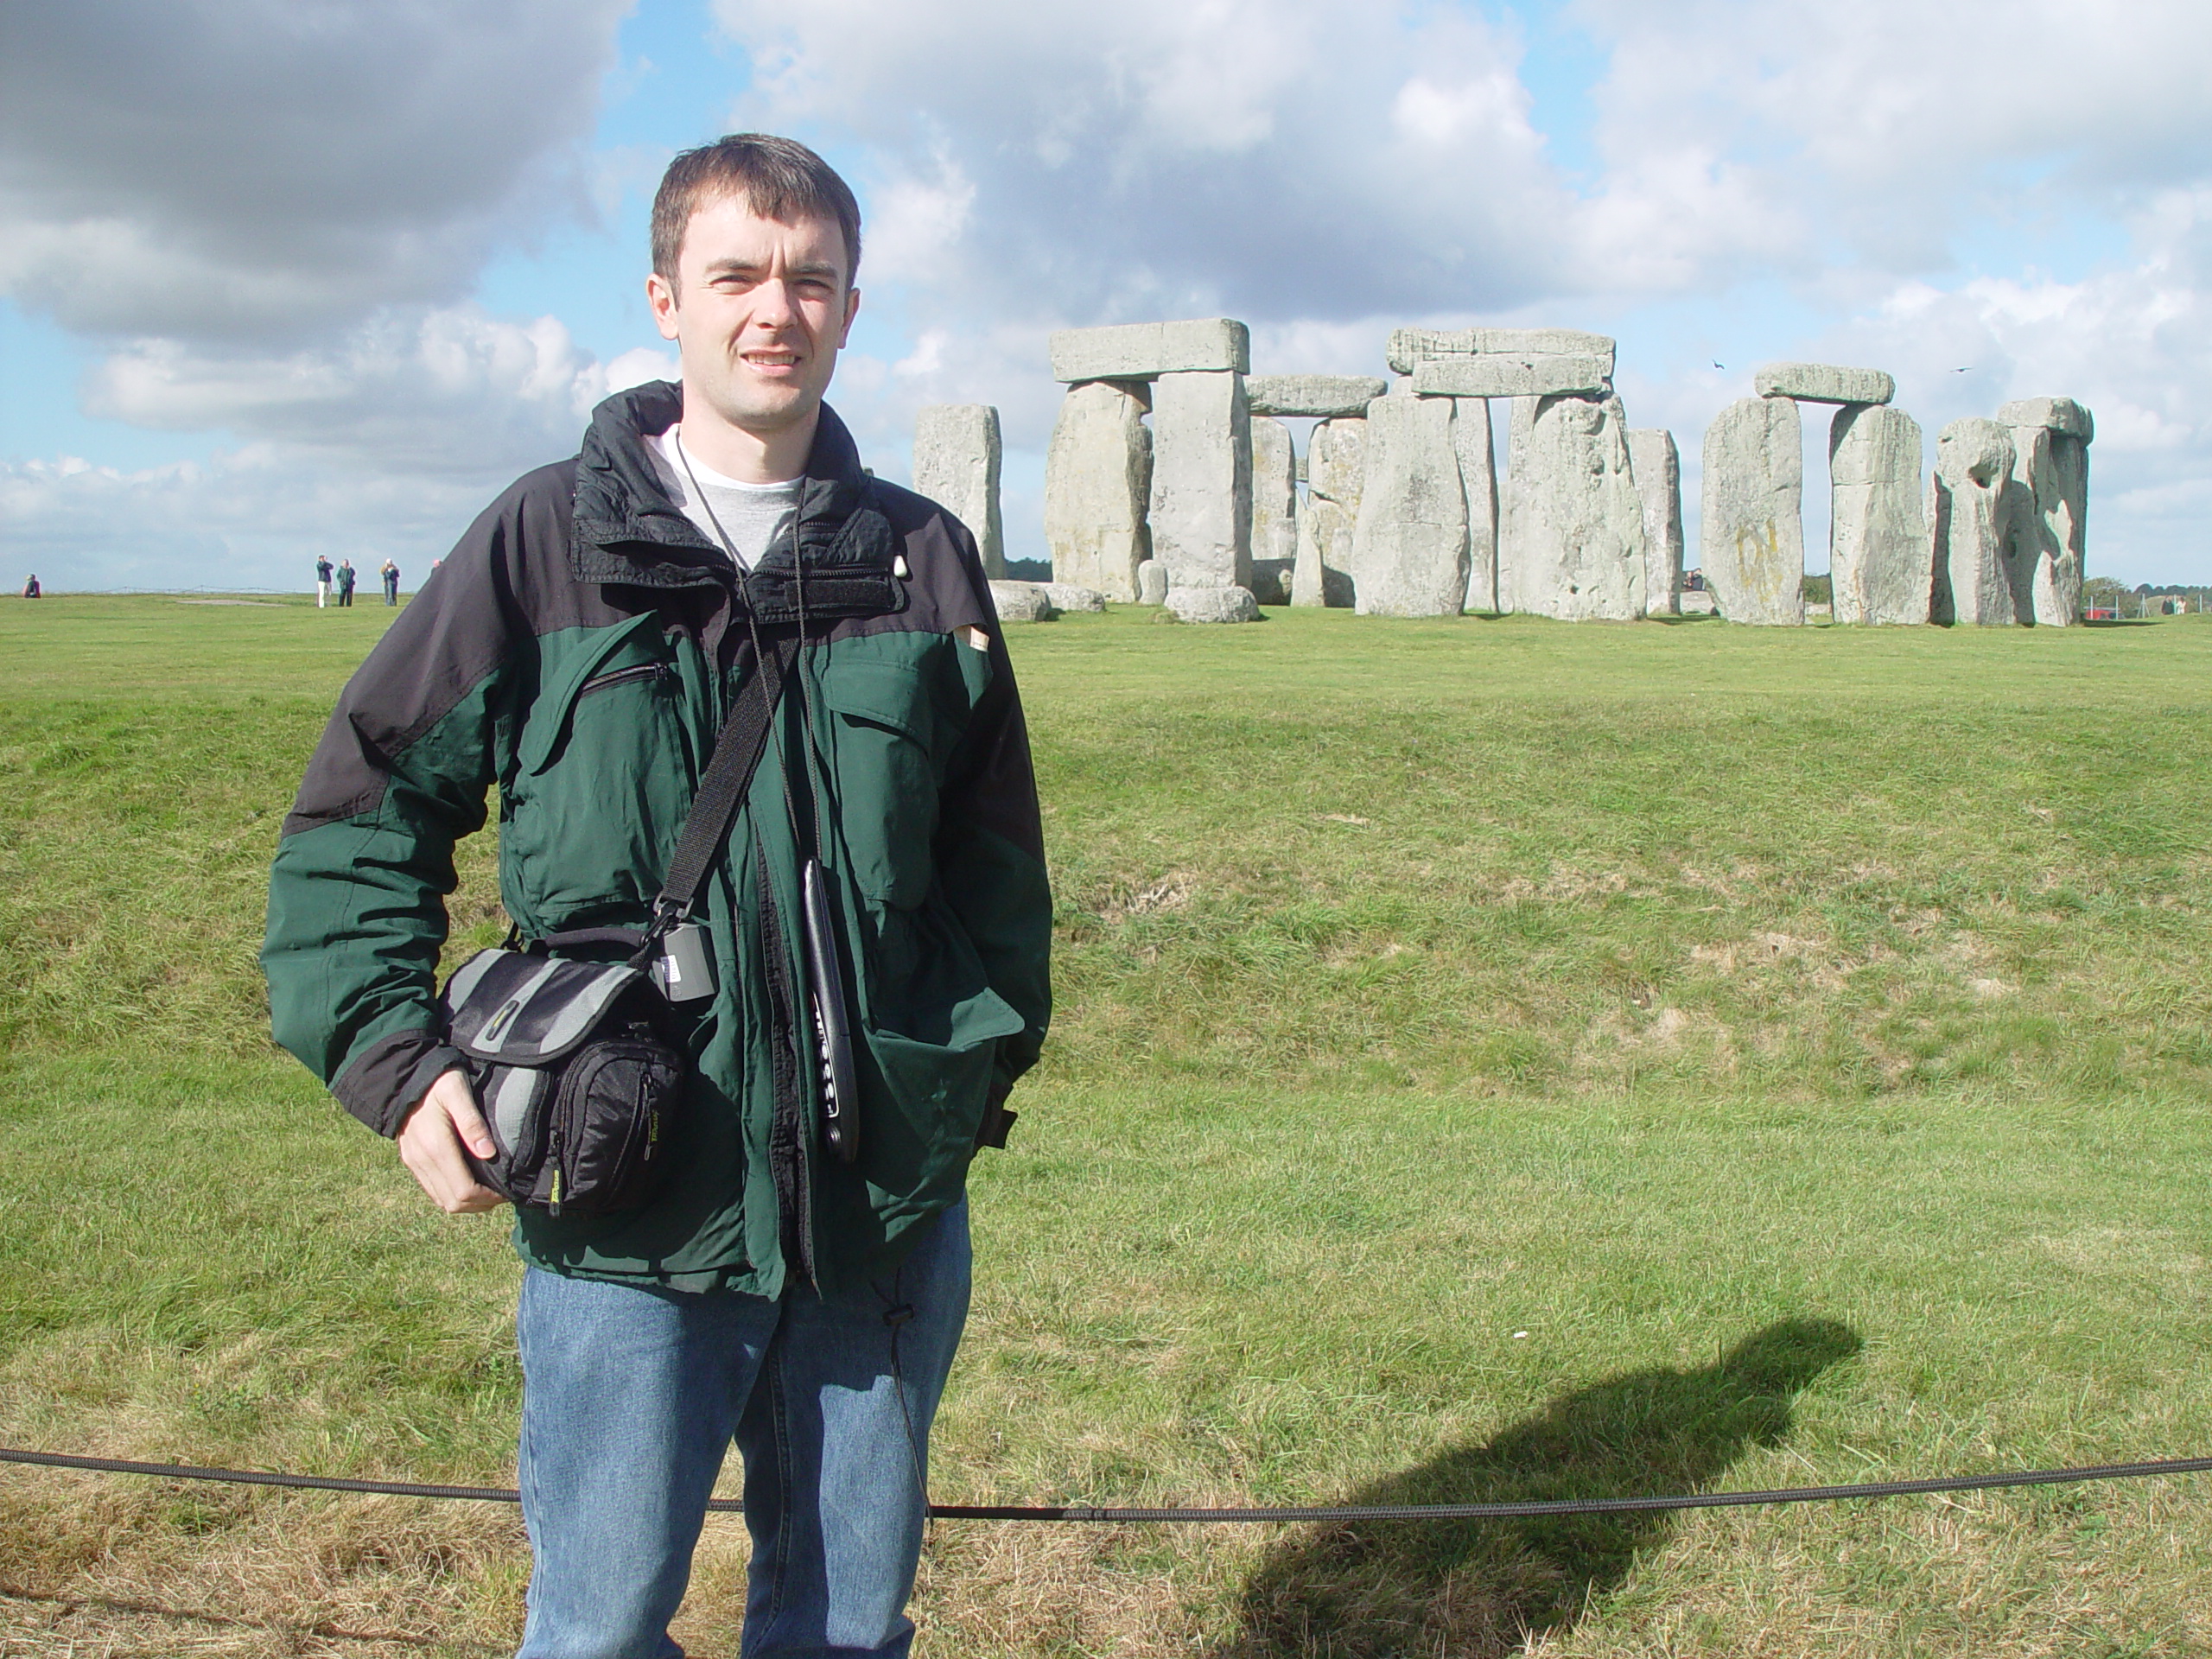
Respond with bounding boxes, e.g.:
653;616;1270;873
647;270;680;342
838;285;861;347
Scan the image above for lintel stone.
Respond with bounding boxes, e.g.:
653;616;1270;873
1050;318;1249;382
1412;354;1612;398
1753;363;1896;405
1245;375;1389;418
1387;327;1614;375
1996;397;2094;442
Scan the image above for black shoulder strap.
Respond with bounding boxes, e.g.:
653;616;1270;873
649;630;803;932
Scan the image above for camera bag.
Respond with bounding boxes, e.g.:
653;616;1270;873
435;630;802;1216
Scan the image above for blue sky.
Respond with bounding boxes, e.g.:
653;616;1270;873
5;0;2209;590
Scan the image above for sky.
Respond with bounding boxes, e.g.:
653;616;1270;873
4;0;2210;592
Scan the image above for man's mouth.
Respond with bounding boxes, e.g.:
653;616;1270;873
743;350;801;372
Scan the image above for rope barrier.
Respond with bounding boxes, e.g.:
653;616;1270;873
5;1445;2207;1524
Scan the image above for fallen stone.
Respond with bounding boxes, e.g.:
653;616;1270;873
1387;327;1615;376
1996;397;2094;442
1678;588;1718;615
1828;404;1929;625
1291;416;1366;607
1248;416;1298;605
1627;429;1683;617
1930;417;2023;626
1039;583;1107;613
1352;389;1471;616
1455;397;1499;613
1700;396;1805;625
911;404;1005;576
1753;363;1895;405
1165;584;1261;624
2004;423;2088;627
1245;375;1389;418
1498;393;1647;620
988;581;1055;623
1044;380;1151;601
1050;318;1249;382
1413;354;1613;399
1136;559;1168;605
1148;371;1252;590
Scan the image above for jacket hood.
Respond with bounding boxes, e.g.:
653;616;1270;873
569;380;902;620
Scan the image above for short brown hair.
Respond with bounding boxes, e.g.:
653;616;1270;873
651;134;862;290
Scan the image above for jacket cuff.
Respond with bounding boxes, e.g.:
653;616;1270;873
333;1029;469;1138
974;1063;1020;1151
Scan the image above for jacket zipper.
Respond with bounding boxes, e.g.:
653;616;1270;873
576;661;669;698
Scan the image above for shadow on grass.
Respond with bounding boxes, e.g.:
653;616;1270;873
1230;1318;1861;1658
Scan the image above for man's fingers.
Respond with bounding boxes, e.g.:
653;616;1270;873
430;1070;498;1159
397;1070;507;1214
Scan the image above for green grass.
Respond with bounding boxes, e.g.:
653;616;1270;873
1;594;2209;1656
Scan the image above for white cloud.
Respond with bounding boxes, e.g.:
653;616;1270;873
0;0;630;340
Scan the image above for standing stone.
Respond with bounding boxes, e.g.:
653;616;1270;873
1045;381;1151;601
2000;404;2091;626
1136;558;1168;605
1351;387;1471;617
1454;397;1499;613
1700;396;1804;626
1292;416;1364;607
1148;371;1251;590
912;404;1004;576
1247;416;1297;605
1497;393;1646;620
1627;429;1683;617
1828;404;1928;625
1929;417;2021;626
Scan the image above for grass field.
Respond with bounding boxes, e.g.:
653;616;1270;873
1;593;2208;1657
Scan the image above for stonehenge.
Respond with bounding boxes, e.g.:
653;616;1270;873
1501;393;1645;620
2000;398;2090;626
912;404;1005;576
1628;429;1683;618
1701;394;1806;626
1828;404;1927;625
1005;319;2094;628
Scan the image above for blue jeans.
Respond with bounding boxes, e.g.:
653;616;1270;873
514;1203;971;1659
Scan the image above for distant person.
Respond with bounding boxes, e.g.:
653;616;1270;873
334;558;356;607
380;558;400;605
315;555;333;608
22;575;41;599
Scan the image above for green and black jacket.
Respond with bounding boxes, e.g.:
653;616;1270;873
263;385;1052;1297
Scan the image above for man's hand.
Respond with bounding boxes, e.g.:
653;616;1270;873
397;1069;507;1214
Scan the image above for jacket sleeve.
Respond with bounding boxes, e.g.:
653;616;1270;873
934;597;1054;1118
261;494;532;1136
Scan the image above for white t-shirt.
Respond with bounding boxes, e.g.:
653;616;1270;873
645;428;803;570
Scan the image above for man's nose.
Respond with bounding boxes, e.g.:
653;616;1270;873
751;278;799;327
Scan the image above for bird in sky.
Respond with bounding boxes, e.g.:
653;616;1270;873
1712;360;1725;369
1953;366;1973;372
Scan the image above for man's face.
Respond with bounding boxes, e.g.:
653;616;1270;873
646;192;860;440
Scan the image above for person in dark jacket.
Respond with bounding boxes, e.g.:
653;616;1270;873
334;558;355;606
21;575;38;599
315;555;332;607
379;557;399;604
263;134;1050;1657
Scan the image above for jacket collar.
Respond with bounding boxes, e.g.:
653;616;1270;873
569;381;902;620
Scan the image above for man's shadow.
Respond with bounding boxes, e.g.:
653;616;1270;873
1230;1319;1861;1658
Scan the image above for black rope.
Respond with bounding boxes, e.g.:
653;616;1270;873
3;1446;2206;1523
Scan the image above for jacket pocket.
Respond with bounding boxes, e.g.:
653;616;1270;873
821;661;939;911
853;892;1026;1164
503;626;694;927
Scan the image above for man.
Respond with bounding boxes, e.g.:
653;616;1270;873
334;557;356;606
380;557;400;605
262;134;1051;1656
315;554;333;607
